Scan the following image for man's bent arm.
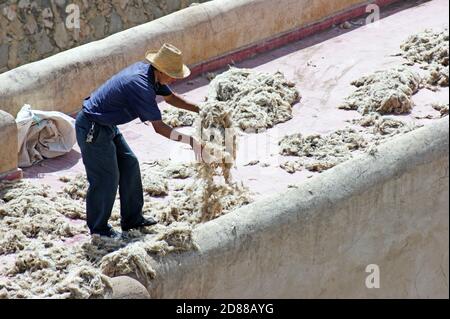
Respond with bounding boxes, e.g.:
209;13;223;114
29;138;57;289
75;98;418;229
164;93;199;113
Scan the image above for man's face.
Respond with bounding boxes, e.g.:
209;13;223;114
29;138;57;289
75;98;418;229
156;70;176;85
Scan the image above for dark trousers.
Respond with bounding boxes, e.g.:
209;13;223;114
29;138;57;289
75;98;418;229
75;110;144;235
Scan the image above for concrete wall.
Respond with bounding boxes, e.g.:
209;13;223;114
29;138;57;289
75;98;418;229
143;118;449;298
0;0;209;73
0;0;385;118
0;111;21;180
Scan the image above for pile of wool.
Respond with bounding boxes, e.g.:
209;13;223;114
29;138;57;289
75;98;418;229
0;180;86;242
157;180;251;224
155;223;197;252
162;108;197;127
143;160;196;180
400;28;449;87
279;160;304;174
163;68;300;130
99;222;197;285
0;181;125;298
0;230;29;255
207;68;300;130
100;244;156;285
350;113;418;135
0;180;111;299
0;241;112;299
0;159;251;298
432;102;449;117
62;172;157;200
0;189;236;299
196;101;236;182
279;115;422;174
279;128;368;173
61;161;196;200
61;174;88;200
192;100;252;221
51;266;113;299
339;67;420;115
141;169;168;197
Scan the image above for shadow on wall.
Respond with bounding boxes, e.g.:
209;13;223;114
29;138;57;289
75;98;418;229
0;0;209;73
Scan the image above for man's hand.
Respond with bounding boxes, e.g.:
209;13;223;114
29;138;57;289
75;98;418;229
150;120;174;139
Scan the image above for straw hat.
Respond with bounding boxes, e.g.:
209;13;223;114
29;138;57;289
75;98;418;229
145;43;191;79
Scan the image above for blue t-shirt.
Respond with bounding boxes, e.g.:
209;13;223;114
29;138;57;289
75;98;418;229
82;61;172;125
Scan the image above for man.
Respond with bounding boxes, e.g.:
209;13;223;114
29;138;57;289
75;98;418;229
75;43;201;238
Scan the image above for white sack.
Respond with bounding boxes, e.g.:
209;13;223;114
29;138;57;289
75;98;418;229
16;104;76;167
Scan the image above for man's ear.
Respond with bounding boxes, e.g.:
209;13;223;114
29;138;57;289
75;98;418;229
154;69;160;82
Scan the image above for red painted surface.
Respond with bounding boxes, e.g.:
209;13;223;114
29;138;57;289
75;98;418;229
189;0;401;78
0;169;23;181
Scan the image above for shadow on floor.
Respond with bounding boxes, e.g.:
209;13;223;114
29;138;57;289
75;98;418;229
22;149;81;178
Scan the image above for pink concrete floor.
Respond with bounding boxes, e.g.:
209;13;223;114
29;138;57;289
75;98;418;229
23;0;449;201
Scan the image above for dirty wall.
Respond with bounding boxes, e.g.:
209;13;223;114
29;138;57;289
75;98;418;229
0;0;208;73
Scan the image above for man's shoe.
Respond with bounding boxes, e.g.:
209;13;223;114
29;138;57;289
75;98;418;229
122;217;158;231
140;217;158;227
92;228;122;240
